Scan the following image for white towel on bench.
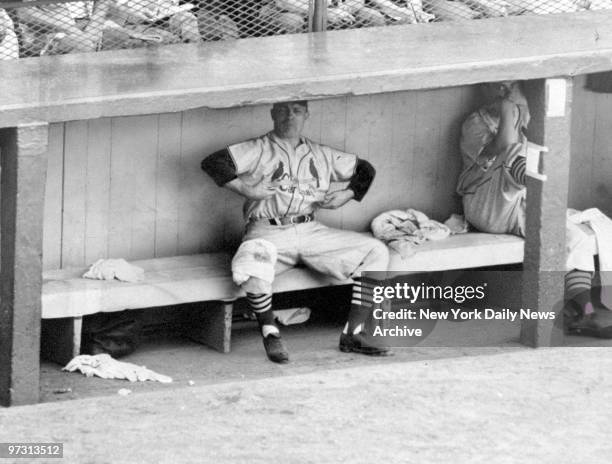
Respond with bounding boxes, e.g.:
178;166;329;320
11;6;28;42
83;259;145;283
371;209;451;259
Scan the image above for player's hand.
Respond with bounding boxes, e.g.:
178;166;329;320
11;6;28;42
244;177;278;200
318;189;354;209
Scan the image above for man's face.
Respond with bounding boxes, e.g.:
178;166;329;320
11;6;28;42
271;102;309;139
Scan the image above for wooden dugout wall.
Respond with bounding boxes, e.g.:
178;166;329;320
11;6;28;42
42;76;612;271
42;88;480;270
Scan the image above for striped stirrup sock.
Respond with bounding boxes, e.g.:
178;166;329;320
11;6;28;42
565;269;594;315
509;156;526;185
246;292;278;337
344;276;377;335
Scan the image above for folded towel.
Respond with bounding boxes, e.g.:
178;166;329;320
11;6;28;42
83;259;145;283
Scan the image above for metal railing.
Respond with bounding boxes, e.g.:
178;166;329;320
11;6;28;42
0;0;609;60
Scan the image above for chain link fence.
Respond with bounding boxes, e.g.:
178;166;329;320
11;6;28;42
0;0;610;60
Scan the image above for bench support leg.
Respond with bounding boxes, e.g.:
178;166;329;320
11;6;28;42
41;317;83;366
521;78;573;347
187;300;233;353
0;123;48;407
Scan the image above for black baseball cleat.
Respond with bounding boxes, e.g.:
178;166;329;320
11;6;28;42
263;333;290;363
339;332;393;356
566;309;612;339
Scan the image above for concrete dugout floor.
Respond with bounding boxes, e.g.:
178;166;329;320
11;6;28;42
1;319;611;464
39;310;612;404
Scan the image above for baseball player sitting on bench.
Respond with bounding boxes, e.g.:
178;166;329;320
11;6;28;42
201;100;390;363
457;80;612;338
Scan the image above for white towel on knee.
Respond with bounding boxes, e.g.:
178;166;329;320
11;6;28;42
231;239;277;287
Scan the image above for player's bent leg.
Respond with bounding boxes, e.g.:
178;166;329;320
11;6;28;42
232;238;290;363
245;287;289;363
343;239;391;356
565;269;612;338
339;273;392;356
298;225;391;355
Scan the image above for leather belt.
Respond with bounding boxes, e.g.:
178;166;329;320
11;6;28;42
268;214;314;226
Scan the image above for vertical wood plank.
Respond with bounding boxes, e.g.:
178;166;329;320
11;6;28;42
569;75;596;211
389;90;417;212
434;86;466;221
591;91;612;217
61;121;88;268
85;118;112;264
0;123;48;406
411;89;441;214
42;123;64;271
180;108;229;254
521;78;573;347
155;113;182;257
354;92;394;230
108;115;158;260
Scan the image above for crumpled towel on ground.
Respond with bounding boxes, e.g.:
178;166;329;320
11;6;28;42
274;307;311;326
63;354;172;383
371;209;451;259
232;239;277;293
83;259;145;283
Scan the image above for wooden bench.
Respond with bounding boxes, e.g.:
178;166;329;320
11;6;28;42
41;232;529;364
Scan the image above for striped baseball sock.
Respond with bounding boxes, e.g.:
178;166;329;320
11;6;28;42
343;276;376;335
565;269;594;315
509;156;526;185
246;292;279;337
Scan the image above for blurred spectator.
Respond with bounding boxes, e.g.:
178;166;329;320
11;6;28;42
0;9;19;59
196;1;240;41
108;0;201;42
368;0;434;24
17;0;110;55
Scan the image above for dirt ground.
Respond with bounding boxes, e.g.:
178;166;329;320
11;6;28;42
2;318;612;463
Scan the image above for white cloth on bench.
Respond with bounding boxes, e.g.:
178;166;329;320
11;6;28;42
371;209;451;259
83;259;144;283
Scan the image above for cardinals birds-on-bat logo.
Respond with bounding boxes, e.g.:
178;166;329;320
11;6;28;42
271;160;287;183
269;158;321;195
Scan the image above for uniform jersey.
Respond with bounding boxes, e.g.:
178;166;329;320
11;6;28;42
227;132;358;220
456;107;526;236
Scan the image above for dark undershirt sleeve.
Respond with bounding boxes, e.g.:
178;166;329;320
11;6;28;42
201;148;238;187
347;158;376;202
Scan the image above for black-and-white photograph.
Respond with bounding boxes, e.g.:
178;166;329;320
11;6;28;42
1;0;612;462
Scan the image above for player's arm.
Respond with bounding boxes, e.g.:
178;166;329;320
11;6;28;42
320;158;375;209
201;148;275;200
